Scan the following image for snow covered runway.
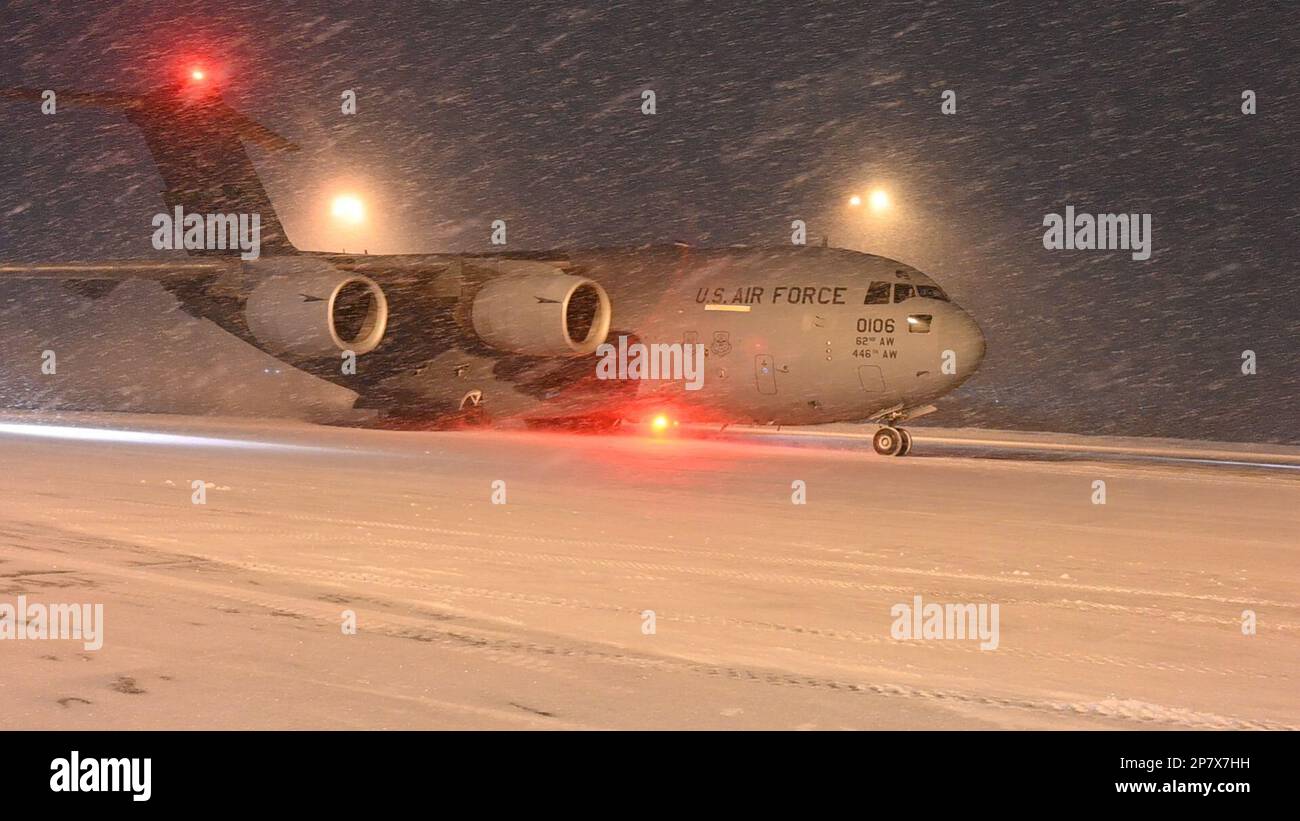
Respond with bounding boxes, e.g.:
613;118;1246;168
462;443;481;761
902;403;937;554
1;413;1295;729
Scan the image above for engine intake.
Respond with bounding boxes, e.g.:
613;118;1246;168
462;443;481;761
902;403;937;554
470;272;611;356
244;258;388;357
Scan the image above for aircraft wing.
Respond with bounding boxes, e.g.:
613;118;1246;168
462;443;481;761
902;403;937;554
0;260;233;280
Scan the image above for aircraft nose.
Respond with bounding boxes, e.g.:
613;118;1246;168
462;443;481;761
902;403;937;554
951;307;985;378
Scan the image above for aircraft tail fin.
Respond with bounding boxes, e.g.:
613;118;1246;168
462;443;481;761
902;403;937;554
2;83;300;255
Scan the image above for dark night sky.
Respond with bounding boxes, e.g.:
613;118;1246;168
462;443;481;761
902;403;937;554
1;0;1296;440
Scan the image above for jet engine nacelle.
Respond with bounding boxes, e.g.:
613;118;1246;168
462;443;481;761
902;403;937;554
244;258;389;357
470;271;611;356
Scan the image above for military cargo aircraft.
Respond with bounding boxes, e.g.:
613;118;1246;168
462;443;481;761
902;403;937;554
1;71;984;456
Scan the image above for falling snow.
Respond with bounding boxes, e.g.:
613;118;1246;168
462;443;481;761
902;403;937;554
0;0;1296;440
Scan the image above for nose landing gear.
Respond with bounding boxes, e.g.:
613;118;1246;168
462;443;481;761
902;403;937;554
872;425;913;457
869;403;933;457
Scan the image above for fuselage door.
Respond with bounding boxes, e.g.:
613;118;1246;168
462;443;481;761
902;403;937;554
755;354;778;395
858;364;885;392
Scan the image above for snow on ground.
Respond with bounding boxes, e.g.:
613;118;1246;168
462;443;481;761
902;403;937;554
0;412;1296;729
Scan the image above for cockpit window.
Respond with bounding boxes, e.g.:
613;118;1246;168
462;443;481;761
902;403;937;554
864;281;891;304
892;283;915;303
915;285;949;301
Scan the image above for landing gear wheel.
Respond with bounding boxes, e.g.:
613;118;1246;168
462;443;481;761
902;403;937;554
898;429;913;456
873;426;904;457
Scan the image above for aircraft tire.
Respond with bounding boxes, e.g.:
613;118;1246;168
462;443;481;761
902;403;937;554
873;426;904;456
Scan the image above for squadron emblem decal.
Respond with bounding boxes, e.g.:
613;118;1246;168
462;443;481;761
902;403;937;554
711;331;732;357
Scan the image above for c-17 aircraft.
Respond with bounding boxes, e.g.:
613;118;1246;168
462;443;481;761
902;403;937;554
0;70;985;456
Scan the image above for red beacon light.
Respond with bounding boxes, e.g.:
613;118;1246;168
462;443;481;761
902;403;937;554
178;65;222;100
